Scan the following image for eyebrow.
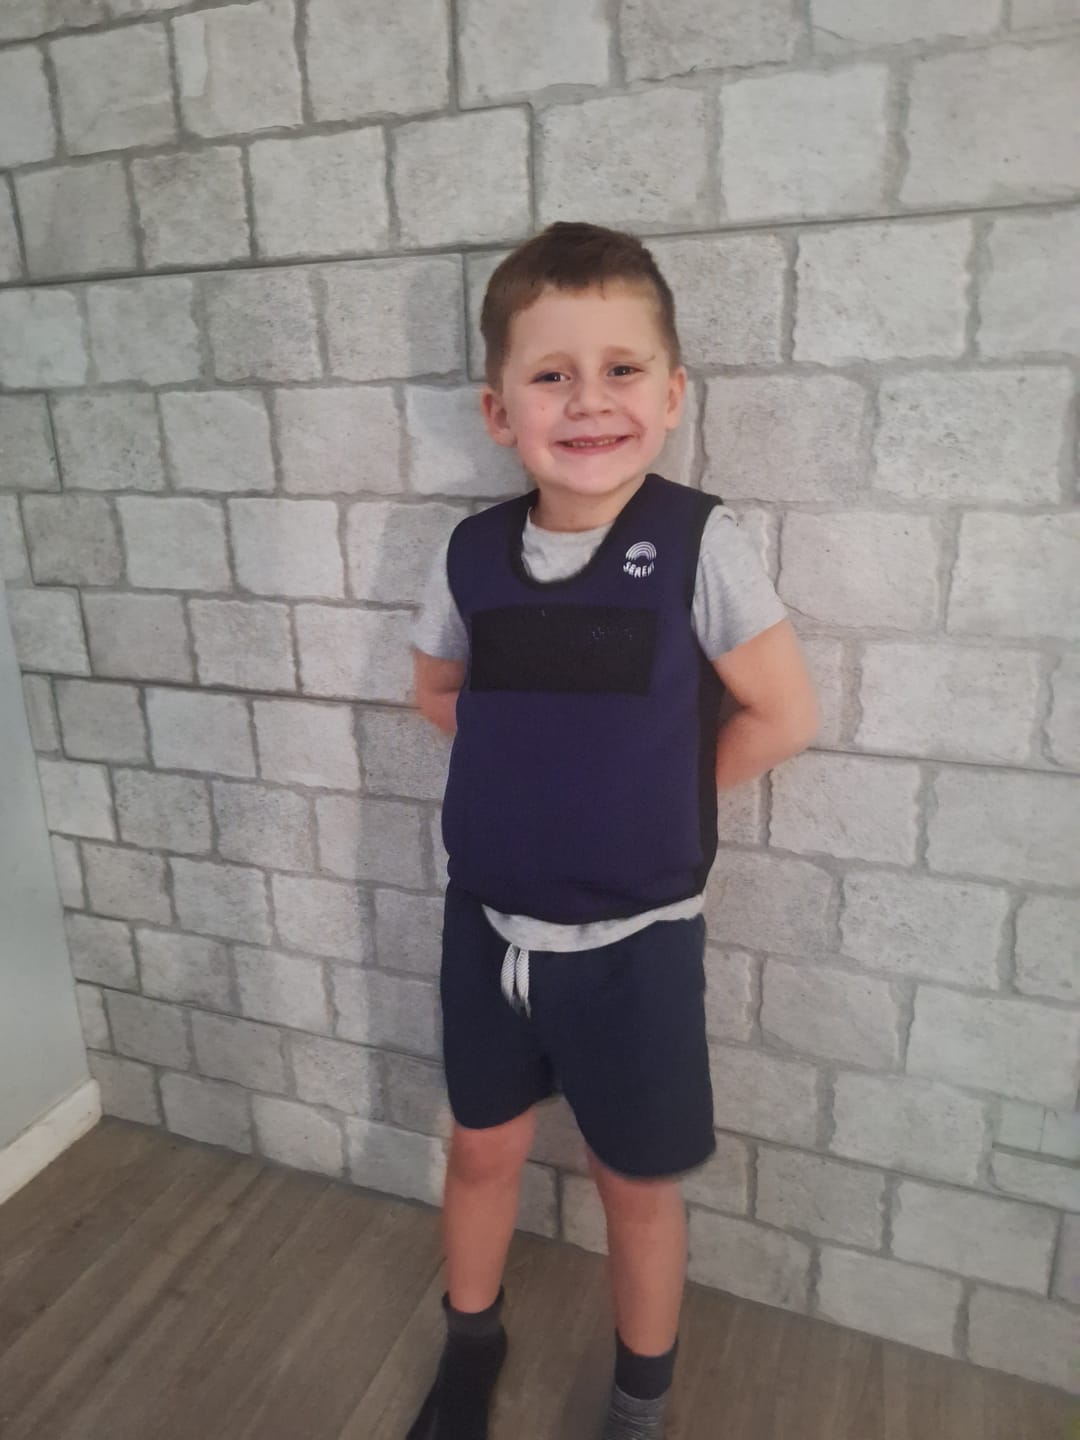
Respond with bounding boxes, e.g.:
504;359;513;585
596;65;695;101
530;349;656;367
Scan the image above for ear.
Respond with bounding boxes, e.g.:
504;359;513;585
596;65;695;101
481;386;517;448
664;366;688;431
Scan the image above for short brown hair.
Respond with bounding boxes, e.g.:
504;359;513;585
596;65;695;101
479;221;681;388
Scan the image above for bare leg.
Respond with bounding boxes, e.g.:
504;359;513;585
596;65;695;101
589;1149;687;1355
443;1109;537;1312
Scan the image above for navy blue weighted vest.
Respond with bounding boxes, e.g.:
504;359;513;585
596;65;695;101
442;473;725;924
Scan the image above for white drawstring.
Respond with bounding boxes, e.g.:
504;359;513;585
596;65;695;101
500;943;531;1016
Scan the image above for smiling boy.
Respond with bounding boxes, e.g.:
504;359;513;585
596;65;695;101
409;222;819;1440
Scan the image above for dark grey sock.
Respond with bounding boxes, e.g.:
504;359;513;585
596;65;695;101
602;1332;677;1440
406;1289;508;1440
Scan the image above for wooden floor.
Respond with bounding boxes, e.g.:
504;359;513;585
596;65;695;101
0;1119;1075;1440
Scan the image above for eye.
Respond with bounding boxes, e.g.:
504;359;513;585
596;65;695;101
610;365;640;377
533;371;567;384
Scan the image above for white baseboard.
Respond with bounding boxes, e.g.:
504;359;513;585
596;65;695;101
0;1079;102;1208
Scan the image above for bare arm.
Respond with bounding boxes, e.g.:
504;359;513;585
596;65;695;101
413;648;466;736
711;619;820;790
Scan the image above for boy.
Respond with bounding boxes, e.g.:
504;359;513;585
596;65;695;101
409;222;819;1440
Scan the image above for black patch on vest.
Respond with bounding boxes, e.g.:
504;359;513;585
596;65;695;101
469;605;657;695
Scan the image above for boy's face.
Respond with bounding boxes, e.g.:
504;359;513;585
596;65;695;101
481;282;686;515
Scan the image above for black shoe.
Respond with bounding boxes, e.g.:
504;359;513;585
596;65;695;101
406;1325;509;1440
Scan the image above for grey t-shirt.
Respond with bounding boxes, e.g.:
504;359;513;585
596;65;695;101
413;503;787;953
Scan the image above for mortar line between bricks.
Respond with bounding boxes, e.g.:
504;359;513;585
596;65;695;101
4;195;1080;294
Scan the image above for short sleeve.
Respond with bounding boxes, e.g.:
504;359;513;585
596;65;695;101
411;536;469;662
691;507;787;659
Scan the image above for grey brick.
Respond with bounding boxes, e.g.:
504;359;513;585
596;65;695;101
561;1174;607;1253
950;513;1080;642
38;757;114;840
463;248;507;382
531;1096;587;1173
83;840;171;923
230;498;343;598
705;375;867;503
0;183;20;283
213;779;313;871
539;89;710;229
996;1099;1047;1152
90;1051;161;1126
320;257;463;382
818;1249;961;1357
235;945;330;1033
272;873;370;961
0;2;105;43
405;386;522;497
763;960;901;1070
114;768;211;854
927;767;1079;888
0;495;29;581
106;990;190;1069
704;849;834;955
771;752;919;865
757;1148;885;1250
703;947;755;1045
17;161;136;279
1047;654;1080;769
55;679;146;763
132;149;250;269
689;1212;811;1311
117;496;231;592
84;593;191;683
841;870;1008;989
831;1073;989;1185
75;983;110;1049
295;603;412;702
875;369;1070;503
656;378;698;490
902;42;1080;207
346;500;466;605
251;129;388;259
908;987;1080;1108
779;512;941;630
382;1052;449;1137
714;776;765;849
1053;1215;1080;1306
192;1010;286;1092
796;220;970;363
856;642;1041;765
160;1071;251;1151
680;1134;751;1214
51;834;85;908
458;0;608;103
0;289;89;389
173;857;271;945
51;393;164;492
623;0;797;79
979;210;1080;357
1012;0;1080;19
811;0;1000;47
291;1031;379;1115
87;278;201;386
893;1180;1056;1292
204;269;322;383
374;889;442;976
7;588;88;674
173;0;302;137
253;698;360;790
651;235;786;368
799;636;845;748
0;45;56;167
1041;1109;1080;1163
722;65;888;222
23;674;59;751
306;0;449;122
345;1116;446;1206
0;396;58;491
253;1095;344;1175
161;390;274;495
147;687;254;775
52;24;174;154
991;1152;1080;1212
275;385;403;495
137;928;231;1010
22;495;122;587
968;1289;1080;1393
709;1042;820;1146
519;1164;558;1239
65;911;136;987
358;708;449;801
1015;896;1080;1002
393;110;529;249
316;794;425;887
190;599;296;692
334;966;439;1057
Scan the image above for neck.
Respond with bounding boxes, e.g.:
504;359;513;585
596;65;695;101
531;473;648;532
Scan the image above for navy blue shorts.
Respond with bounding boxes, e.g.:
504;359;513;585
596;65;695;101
439;883;716;1179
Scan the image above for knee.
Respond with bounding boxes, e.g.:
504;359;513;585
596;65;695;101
449;1110;536;1186
589;1150;682;1224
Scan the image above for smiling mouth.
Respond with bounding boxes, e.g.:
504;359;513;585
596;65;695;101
557;436;631;451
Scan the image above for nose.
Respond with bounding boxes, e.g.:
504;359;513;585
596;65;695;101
566;372;613;417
